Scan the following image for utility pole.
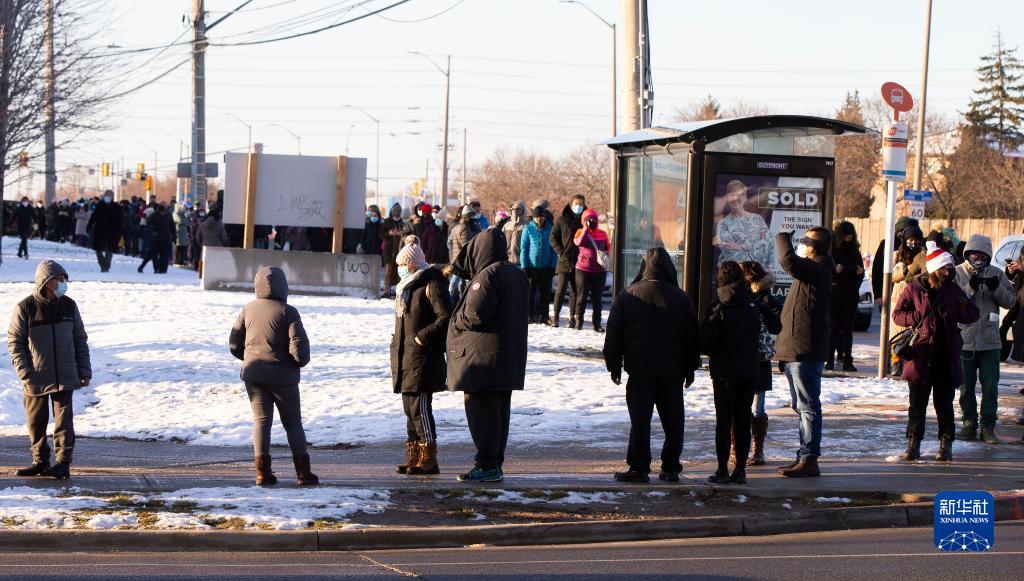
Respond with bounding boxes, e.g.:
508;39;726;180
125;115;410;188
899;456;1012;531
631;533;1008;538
913;0;932;191
0;0;11;264
619;0;640;132
44;0;55;204
440;54;451;206
461;127;466;206
190;0;207;208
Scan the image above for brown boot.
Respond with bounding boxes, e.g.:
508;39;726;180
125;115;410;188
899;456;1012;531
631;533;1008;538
293;453;319;486
779;456;820;478
748;416;768;466
407;442;439;475
396;441;421;475
729;423;737;465
255;455;277;486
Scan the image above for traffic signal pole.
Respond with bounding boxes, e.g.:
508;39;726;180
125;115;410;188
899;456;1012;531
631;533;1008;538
190;0;207;208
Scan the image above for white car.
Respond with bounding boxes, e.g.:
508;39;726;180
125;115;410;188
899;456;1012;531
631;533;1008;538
994;234;1024;272
855;277;874;332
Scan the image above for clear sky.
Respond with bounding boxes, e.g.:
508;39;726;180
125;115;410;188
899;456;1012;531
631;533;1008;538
54;0;1024;199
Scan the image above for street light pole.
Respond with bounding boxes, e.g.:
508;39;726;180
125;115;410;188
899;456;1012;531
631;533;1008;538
561;0;616;220
271;122;301;155
344;105;382;208
410;51;451;205
227;113;252;154
913;0;932;191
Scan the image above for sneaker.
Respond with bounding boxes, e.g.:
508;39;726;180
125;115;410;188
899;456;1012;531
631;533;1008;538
457;466;503;483
613;469;650;483
658;471;680;482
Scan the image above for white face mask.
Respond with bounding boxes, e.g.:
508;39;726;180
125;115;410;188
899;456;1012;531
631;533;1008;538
21;201;29;206
796;244;812;259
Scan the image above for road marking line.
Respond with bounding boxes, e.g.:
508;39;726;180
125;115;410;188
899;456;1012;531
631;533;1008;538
360;554;421;578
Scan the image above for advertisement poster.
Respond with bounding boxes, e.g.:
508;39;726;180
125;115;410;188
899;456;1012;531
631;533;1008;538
712;173;824;289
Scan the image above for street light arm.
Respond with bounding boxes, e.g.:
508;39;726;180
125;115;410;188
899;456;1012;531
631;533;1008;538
343;105;379;124
408;50;449;76
560;0;613;28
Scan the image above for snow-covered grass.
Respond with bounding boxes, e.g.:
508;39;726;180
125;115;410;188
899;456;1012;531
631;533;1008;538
473;489;623;505
3;237;1012;456
0;485;389;530
815;496;852;504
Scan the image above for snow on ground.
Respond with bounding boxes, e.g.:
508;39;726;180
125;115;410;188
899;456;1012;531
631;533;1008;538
0;485;389;530
1;237;1010;455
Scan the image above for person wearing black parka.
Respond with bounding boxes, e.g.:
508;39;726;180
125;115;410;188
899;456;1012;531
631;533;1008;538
391;235;451;476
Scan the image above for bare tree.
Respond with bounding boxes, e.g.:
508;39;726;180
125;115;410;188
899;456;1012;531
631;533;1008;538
833;91;879;218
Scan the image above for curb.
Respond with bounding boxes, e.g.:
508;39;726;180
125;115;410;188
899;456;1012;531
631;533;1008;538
2;494;1021;552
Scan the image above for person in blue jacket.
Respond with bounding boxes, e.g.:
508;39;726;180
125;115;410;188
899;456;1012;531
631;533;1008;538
520;206;558;324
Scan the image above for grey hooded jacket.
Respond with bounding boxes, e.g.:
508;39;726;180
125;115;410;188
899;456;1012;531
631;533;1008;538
8;260;91;396
954;234;1016;352
229;267;310;386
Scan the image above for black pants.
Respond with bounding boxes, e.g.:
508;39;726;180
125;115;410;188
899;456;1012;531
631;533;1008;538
574;270;605;328
140;238;170;273
244;382;308;457
525;268;554;323
625;375;685;473
713;379;756;471
95;247;114;272
175;245;187;265
907;378;956;441
402;392;436;443
464;391;512;470
17;234;29;257
24;391;75;463
829;296;857;363
552;271;577;322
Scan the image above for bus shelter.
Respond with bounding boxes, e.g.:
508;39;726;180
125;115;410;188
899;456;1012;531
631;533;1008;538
603;115;868;314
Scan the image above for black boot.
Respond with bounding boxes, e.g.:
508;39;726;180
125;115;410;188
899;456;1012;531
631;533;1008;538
980;426;1000;444
957;420;977;441
900;438;921;461
613;469;649;483
729;468;747;484
15;460;50;477
42;461;70;480
842;359;857;372
708;468;730;484
935;436;953;462
568;317;577;329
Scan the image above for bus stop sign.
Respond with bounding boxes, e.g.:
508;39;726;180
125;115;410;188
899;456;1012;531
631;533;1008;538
882;81;914;115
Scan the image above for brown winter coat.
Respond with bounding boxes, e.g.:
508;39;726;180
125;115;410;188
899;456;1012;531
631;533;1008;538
229;267;310;386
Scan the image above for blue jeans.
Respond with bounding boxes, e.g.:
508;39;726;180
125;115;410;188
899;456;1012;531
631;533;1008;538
784;361;823;460
449;276;466;306
753;390;767;417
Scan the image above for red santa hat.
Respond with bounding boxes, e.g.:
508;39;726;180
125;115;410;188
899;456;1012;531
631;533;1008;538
925;240;954;273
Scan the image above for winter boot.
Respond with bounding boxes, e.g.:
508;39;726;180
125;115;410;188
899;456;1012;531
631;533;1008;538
900;438;922;461
842;358;857;372
957;420;977;441
293;453;319;486
980;426;1000;444
593;322;605;333
42;461;70;480
408;442;440;475
935;436;953;461
396;441;421;475
255;455;277;486
568;317;577;330
708;469;730;484
777;455;802;473
614;469;650;483
729;424;737;466
729;468;747;484
748;416;768;466
779;456;820;478
548;316;560;328
824;358;834;371
15;460;50;477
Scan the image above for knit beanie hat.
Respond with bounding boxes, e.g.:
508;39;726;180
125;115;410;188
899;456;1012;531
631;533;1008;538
396;235;427;268
460;204;476;217
925;240;954;273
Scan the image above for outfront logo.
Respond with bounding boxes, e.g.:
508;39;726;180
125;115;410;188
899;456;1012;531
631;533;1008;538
934;491;994;552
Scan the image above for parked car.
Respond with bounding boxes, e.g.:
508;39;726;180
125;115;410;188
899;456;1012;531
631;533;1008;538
854;277;874;332
994;234;1024;272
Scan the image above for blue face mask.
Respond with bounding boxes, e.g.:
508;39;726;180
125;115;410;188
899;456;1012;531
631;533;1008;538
434;218;443;227
370;216;380;223
54;281;68;298
571;204;584;215
397;266;411;279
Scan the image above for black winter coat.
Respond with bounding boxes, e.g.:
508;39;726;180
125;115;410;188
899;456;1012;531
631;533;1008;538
550;204;584;275
391;267;451;394
10;204;35;236
149;210;174;241
87;201;123;251
603;247;699;379
832;242;864;305
446;228;529;392
774;232;833;362
700;282;761;382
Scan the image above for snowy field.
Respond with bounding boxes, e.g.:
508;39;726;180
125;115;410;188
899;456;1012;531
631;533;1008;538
0;237;1016;451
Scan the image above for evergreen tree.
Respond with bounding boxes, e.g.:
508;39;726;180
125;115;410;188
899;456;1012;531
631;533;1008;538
965;32;1024;152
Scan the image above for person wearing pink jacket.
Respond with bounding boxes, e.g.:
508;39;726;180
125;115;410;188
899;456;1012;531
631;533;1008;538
573;208;609;332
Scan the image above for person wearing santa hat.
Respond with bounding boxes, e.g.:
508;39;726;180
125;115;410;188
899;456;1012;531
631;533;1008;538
893;241;979;463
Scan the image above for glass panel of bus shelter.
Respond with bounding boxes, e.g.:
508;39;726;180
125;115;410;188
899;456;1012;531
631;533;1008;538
622;154;688;285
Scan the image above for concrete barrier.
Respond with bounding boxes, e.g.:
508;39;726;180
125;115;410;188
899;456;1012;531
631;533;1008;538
201;247;380;298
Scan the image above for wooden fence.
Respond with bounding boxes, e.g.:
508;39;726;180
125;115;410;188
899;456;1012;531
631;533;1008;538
842;218;1024;257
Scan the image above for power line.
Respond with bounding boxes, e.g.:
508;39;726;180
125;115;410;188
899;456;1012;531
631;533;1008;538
367;0;466;23
208;0;412;47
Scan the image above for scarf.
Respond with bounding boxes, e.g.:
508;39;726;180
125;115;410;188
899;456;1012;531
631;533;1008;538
395;268;428;316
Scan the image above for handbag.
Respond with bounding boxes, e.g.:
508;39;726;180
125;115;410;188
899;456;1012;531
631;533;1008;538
588;234;611;271
889;300;939;361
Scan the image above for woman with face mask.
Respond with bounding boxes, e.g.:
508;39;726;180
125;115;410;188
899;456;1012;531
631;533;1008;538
360;205;383;258
889;225;926;376
893;242;979;462
572;209;609;332
390;236;451;476
520;206;558;324
381;203;405;298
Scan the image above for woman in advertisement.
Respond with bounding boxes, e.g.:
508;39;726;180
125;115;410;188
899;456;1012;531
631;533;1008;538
715;180;772;268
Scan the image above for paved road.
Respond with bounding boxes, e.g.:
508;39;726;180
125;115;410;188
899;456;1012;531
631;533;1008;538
0;523;1020;579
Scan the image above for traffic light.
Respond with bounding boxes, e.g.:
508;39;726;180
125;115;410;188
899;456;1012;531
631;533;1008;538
144;174;153;192
18;151;28;168
101;162;110;177
137;162;145;177
413;180;420;197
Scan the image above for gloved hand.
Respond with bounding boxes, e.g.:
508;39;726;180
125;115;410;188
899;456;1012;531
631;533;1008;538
970;275;981;291
442;264;455;278
610;370;621;386
685;373;695;388
984;276;999;291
